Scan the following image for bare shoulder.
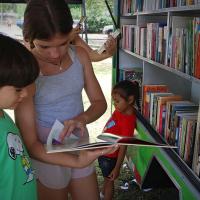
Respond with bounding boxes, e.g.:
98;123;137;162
75;46;91;66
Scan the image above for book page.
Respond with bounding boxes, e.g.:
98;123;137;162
46;119;65;145
45;121;176;154
46;134;113;153
46;120;113;153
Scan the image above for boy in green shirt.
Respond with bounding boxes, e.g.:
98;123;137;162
0;34;39;200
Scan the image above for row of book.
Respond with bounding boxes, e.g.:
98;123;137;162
121;0;200;15
121;23;167;65
167;16;200;78
121;16;200;79
142;84;200;176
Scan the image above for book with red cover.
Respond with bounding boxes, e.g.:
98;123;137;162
142;85;168;119
156;95;182;136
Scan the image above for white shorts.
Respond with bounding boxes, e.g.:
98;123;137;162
32;159;95;189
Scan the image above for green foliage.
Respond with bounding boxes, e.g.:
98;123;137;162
69;0;114;33
69;5;82;20
15;4;26;18
0;3;26;18
0;3;17;13
0;1;114;33
86;0;113;33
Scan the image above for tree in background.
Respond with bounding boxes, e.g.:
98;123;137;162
0;3;25;18
0;1;114;33
70;0;114;33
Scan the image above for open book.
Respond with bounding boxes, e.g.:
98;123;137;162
45;120;175;154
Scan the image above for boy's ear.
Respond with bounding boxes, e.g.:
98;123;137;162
128;96;134;105
30;41;35;49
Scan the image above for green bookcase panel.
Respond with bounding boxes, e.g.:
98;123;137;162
127;119;199;200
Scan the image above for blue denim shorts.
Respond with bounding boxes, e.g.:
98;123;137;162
98;156;117;178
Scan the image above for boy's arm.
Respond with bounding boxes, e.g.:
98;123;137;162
73;35;116;62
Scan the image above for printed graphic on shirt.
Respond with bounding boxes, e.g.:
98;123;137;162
103;119;116;132
7;132;34;184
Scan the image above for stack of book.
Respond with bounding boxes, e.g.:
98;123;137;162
142;84;199;171
121;0;200;14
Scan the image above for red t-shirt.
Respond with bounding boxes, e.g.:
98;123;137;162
103;110;136;158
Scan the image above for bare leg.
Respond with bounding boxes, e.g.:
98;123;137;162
37;180;69;200
69;172;100;200
104;178;114;200
101;179;106;196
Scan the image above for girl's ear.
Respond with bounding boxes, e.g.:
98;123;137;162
128;95;134;105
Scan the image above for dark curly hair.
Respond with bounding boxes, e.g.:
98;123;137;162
112;80;141;111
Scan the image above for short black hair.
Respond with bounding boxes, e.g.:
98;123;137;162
0;34;39;87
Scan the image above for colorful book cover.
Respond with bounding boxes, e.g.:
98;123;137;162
164;101;197;144
192;104;200;177
184;118;197;167
180;115;197;159
156;95;182;136
174;111;197;149
142;85;168;119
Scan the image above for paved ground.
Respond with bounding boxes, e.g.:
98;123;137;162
0;24;23;41
81;33;109;48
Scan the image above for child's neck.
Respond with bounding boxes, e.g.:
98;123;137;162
121;106;135;115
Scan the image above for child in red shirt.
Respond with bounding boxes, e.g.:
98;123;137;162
98;80;140;200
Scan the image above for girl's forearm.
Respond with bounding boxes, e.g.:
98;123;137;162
73;99;107;125
28;140;82;168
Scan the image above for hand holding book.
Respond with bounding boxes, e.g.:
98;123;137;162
45;120;176;153
77;144;119;167
97;29;120;54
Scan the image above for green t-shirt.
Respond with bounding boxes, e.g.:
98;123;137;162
0;111;37;200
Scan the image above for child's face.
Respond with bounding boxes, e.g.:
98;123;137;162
112;93;130;114
32;32;73;63
0;86;28;110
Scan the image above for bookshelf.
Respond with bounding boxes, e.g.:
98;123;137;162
113;0;200;199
